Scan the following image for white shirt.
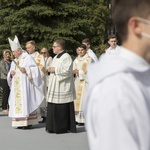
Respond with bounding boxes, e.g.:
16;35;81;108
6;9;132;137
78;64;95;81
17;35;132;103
47;53;76;104
106;45;121;55
87;49;98;62
45;57;52;71
30;51;46;77
84;47;150;150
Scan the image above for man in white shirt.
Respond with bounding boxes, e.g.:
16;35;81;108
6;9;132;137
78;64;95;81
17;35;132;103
82;38;98;62
105;34;120;55
84;0;150;150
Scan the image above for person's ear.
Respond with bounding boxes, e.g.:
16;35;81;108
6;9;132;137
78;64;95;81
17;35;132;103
128;17;142;36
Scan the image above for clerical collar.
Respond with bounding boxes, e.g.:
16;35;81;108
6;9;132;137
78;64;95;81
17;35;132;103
56;51;65;58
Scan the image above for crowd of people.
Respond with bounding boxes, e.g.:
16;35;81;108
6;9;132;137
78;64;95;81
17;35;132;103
0;33;120;131
1;0;149;149
0;31;121;133
0;35;100;133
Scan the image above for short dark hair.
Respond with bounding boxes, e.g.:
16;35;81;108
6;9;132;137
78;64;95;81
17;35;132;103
53;39;65;50
112;0;150;42
108;35;117;41
82;38;91;45
79;44;86;50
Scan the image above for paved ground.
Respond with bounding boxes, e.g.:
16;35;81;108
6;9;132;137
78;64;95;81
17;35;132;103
0;109;89;150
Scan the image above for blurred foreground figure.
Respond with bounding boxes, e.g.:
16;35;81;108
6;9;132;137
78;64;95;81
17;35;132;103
7;36;44;129
84;0;150;150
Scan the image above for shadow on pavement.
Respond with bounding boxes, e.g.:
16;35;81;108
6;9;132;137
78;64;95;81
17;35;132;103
77;126;86;133
0;113;8;117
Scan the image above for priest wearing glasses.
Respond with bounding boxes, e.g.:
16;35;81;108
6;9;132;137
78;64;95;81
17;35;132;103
46;39;76;134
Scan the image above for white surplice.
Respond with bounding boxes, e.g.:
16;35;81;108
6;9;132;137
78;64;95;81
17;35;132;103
30;51;46;117
87;49;98;62
45;56;52;87
105;45;121;55
84;47;150;150
47;53;75;104
7;51;44;126
45;56;52;71
73;54;92;123
30;51;46;78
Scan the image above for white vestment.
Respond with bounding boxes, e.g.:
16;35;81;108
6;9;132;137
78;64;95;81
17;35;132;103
45;56;53;87
45;56;52;70
105;45;120;55
87;49;98;62
30;51;46;78
47;53;75;104
73;54;92;123
30;51;46;93
7;51;44;126
84;47;150;150
30;51;46;117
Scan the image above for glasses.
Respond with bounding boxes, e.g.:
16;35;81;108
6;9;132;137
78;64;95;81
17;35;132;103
137;17;150;24
40;52;46;54
52;46;59;48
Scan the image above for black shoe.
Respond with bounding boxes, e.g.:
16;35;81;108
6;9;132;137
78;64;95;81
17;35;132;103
39;117;46;123
22;125;32;130
78;123;84;126
17;127;23;129
46;130;54;133
75;122;78;125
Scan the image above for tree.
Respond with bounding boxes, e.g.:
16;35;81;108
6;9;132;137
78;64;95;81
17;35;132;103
0;0;112;57
80;0;112;54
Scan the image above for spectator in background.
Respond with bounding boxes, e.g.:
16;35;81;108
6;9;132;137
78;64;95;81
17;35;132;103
0;49;12;114
82;38;98;62
105;35;120;55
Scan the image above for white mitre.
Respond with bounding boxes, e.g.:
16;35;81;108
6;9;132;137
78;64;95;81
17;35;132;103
8;35;22;51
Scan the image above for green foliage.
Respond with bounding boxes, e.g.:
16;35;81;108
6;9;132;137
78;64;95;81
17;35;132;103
0;0;112;58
